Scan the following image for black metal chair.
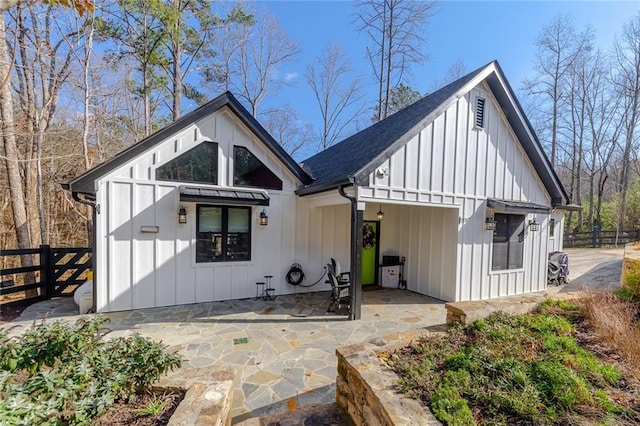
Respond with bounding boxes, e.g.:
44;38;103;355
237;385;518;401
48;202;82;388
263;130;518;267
330;258;350;283
327;262;350;313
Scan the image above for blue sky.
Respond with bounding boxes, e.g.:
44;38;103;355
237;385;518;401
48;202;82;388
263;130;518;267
251;1;639;158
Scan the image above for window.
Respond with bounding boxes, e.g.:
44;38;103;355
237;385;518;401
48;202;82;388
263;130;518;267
475;97;486;129
196;205;251;263
156;142;218;184
234;146;283;190
492;213;525;271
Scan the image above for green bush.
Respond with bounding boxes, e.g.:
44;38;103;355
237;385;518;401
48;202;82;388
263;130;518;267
0;316;181;425
619;257;640;301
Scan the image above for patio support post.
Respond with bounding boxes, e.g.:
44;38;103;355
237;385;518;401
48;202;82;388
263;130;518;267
339;184;362;320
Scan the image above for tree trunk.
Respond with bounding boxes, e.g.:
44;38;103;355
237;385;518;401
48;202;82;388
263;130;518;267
383;0;394;119
171;0;181;120
0;13;36;293
81;14;94;244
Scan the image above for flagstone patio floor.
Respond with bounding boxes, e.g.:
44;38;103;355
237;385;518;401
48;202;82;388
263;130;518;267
4;248;624;423
6;288;447;422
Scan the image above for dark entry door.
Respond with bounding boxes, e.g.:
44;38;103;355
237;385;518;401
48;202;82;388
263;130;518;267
361;221;380;285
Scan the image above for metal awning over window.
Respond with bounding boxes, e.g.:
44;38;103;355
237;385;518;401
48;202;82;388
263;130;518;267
179;186;270;206
487;198;551;214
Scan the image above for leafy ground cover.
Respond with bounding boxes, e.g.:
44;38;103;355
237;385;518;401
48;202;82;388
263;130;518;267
388;299;640;425
0;316;181;425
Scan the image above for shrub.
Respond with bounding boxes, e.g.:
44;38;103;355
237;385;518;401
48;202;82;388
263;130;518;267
0;316;181;425
619;257;640;301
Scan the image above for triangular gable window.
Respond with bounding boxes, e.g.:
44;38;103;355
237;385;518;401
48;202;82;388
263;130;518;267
156;142;218;184
234;146;283;190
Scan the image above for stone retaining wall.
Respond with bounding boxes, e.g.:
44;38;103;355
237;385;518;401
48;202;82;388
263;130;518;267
336;329;443;426
445;292;585;325
152;367;234;426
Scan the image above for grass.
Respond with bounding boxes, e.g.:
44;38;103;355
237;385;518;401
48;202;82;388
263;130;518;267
134;394;171;417
388;299;640;425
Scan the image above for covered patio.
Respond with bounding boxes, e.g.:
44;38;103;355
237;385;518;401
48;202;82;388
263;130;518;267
8;288;446;421
298;190;459;320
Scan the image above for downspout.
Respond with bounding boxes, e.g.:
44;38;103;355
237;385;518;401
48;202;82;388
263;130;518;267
338;183;363;321
72;191;97;313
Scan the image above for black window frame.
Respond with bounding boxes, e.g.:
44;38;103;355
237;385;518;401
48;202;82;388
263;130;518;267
233;145;283;190
491;213;525;271
156;141;218;185
196;204;251;263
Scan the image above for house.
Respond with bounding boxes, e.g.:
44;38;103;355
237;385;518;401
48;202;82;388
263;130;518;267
64;60;575;318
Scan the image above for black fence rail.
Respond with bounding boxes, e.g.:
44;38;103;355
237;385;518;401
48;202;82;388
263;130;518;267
0;245;92;309
563;229;640;248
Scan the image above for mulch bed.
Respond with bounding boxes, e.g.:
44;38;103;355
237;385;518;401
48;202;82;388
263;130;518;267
92;392;184;426
0;303;26;323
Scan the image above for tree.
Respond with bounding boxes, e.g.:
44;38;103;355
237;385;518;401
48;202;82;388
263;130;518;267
580;50;621;231
0;0;92;293
431;60;467;91
522;15;592;168
261;106;313;158
0;13;31;257
95;0;167;136
612;13;640;232
229;9;298;116
305;42;363;150
386;83;421;115
355;0;435;122
8;3;80;246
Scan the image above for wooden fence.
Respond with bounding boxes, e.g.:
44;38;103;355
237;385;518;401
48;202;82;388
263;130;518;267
563;229;640;248
0;245;92;309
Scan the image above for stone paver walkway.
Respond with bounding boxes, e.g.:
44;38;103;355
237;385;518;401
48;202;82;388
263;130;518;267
5;288;446;422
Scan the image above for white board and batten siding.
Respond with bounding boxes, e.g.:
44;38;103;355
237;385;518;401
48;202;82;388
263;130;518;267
94;107;307;312
358;82;555;302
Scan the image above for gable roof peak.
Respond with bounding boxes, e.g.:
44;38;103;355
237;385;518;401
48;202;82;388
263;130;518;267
65;91;313;195
298;62;494;193
298;59;569;206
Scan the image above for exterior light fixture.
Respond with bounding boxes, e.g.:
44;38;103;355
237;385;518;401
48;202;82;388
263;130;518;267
178;206;187;224
485;216;496;231
376;204;384;221
259;208;269;226
528;217;540;232
549;218;556;236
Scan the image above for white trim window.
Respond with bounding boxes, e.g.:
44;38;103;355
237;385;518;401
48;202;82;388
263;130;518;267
196;205;251;263
492;213;525;270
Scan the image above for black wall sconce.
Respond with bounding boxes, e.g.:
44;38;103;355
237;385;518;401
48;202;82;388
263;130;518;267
529;217;540;231
485;216;496;231
178;206;187;224
259;208;269;226
376;204;384;221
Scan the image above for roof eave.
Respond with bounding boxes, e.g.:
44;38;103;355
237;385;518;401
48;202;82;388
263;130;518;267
296;177;353;196
487;63;569;205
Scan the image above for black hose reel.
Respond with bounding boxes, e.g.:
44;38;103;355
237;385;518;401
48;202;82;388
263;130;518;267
286;263;305;286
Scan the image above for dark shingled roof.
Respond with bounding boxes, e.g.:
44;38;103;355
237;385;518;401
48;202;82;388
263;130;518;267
298;62;488;191
297;60;569;206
